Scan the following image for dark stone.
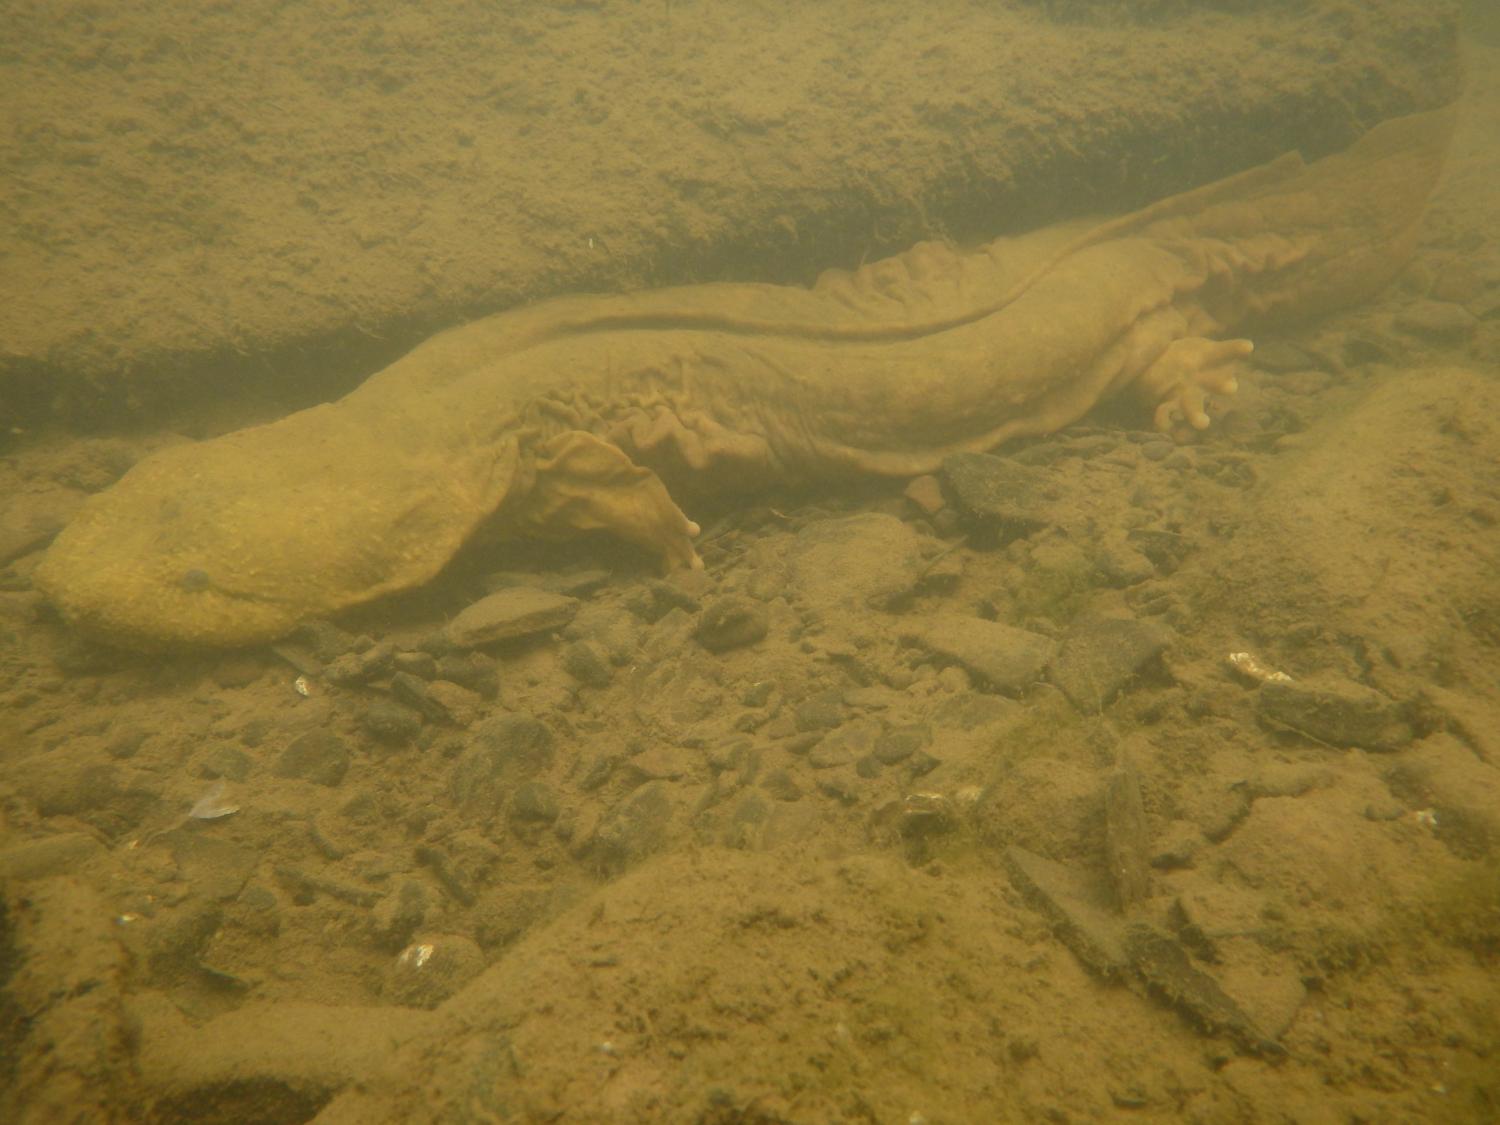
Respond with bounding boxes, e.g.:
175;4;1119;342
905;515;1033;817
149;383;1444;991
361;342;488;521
1393;299;1478;343
474;715;554;773
211;653;267;689
589;782;672;874
1258;676;1413;751
695;595;769;653
874;725;931;765
1250;340;1318;373
939;452;1051;537
761;769;802;801
325;642;396;685
437;651;500;698
794;690;845;732
1127;528;1193;572
510;781;560;825
107;729;147;760
626;580;701;624
273;730;350;787
562;640;613;687
808;718;878;770
198;745;251;781
166;827;257;901
393;650;439;680
449;715;555;815
357;699;424;746
1342;329;1404;366
1049;616;1173;711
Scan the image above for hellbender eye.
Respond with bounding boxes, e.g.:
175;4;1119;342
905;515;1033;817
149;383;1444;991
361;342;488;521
179;568;211;592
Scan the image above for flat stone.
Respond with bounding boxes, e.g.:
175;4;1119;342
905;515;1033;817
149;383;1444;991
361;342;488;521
1049;616;1173;711
0;832;103;880
356;699;424;746
903;613;1055;695
273;730;350;787
939;452;1052;536
695;595;769;653
1258;675;1412;751
445;587;578;648
1393;298;1478;342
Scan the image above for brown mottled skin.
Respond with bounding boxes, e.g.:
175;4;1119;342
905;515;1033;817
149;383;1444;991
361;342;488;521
36;108;1451;648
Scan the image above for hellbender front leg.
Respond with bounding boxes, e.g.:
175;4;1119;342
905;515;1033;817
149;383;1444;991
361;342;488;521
510;430;703;570
1136;336;1253;433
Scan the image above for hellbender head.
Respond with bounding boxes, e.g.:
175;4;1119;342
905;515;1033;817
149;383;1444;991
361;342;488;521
35;403;516;649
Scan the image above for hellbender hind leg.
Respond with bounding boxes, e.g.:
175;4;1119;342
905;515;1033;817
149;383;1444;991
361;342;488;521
1137;335;1253;433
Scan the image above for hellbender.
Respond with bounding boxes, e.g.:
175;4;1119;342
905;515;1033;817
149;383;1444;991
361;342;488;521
36;108;1451;648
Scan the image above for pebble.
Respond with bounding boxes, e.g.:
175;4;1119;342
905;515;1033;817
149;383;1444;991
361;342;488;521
273;730;350;787
1393;299;1477;343
939;452;1050;535
197;745;251;781
902;613;1055;695
1257;675;1412;751
356;699;424;746
695;595;769;653
562;640;613;687
0;832;103;880
1048;616;1173;710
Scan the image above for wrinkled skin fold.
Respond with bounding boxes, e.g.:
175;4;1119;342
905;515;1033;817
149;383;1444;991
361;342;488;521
36;107;1453;648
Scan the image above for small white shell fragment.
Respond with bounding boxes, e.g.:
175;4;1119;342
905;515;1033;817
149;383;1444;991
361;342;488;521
399;942;435;970
293;675;312;697
1226;651;1292;685
189;779;240;820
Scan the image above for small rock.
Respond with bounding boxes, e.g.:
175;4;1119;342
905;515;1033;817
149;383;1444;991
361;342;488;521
445;587;579;648
902;613;1055;695
939;452;1051;536
474;714;554;773
1258;675;1412;751
1393;299;1477;343
449;715;555;816
198;745;251;781
509;781;561;825
356;699;424;746
392;650;438;679
0;833;103;880
874;725;931;765
1049;616;1173;711
325;643;396;685
794;690;846;732
435;652;500;698
695;595;769;653
211;653;268;690
273;730;350;787
626;580;701;623
562;640;613;687
1250;340;1318;373
588;782;672;874
626;745;697;782
422;680;483;727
